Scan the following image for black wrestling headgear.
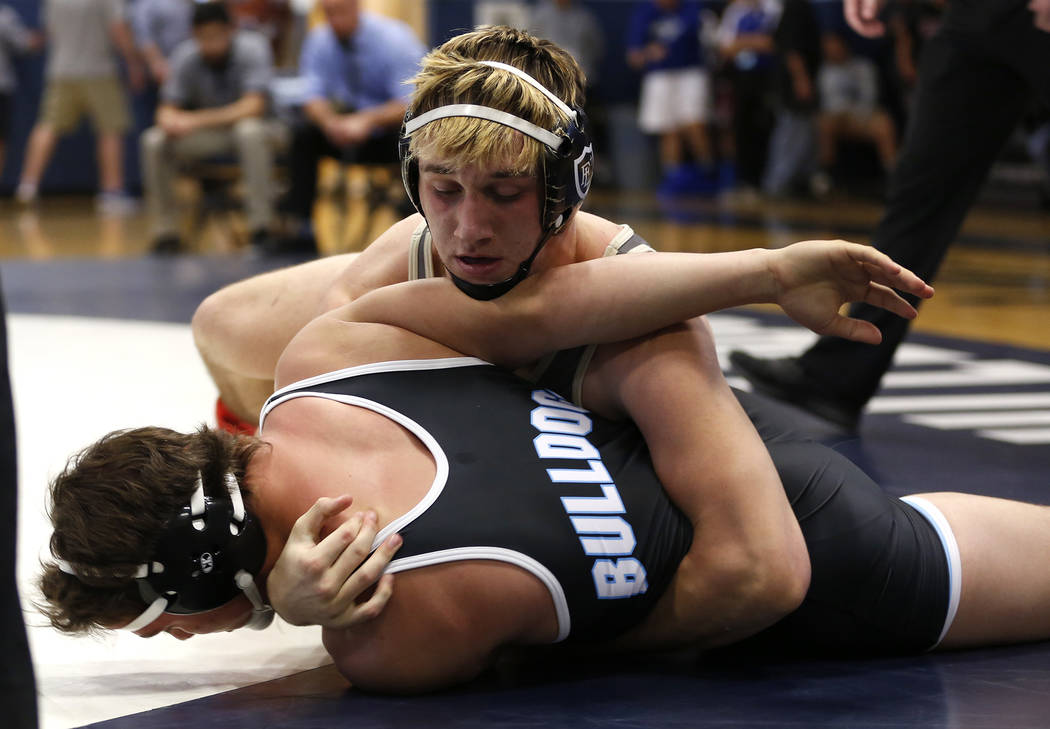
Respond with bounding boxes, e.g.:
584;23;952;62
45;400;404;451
56;471;274;632
399;60;594;300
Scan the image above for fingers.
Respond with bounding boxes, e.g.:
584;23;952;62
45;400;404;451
331;534;403;628
290;494;354;545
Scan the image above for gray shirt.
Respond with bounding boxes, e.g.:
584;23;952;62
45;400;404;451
528;1;605;82
132;0;192;59
163;30;272;110
0;4;34;92
44;0;126;80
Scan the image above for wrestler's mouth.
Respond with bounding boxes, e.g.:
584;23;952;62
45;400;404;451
455;255;503;278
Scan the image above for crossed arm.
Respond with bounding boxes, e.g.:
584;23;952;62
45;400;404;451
267;241;932;645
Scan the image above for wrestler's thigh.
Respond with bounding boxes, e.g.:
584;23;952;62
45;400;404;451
912;492;1050;649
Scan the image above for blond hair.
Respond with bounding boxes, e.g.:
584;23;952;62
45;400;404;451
405;26;587;174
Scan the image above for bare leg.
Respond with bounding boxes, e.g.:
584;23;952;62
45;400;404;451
659;129;683;170
96;132;124;193
18;123;57;189
683;122;713;166
192;254;357;423
915;492;1050;648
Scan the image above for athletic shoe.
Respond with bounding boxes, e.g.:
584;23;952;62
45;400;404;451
729;350;861;431
96;191;139;217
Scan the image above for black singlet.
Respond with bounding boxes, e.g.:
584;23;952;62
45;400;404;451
261;358;694;643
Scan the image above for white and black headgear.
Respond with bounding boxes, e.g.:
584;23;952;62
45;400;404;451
55;471;274;633
399;60;594;300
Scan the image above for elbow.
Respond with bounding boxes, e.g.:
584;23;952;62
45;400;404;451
715;541;811;624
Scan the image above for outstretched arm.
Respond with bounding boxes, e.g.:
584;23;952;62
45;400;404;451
344;241;933;368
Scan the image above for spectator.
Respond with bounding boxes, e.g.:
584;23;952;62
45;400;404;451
627;0;715;196
716;0;781;196
812;31;898;193
0;3;43;178
139;1;278;254
278;0;425;254
731;0;1050;432
529;0;609;184
761;0;822;197
15;0;144;214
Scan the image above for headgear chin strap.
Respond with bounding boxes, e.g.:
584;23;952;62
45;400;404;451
56;470;274;632
400;60;594;300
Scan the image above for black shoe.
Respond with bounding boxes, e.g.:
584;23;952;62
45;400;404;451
250;228;317;258
149;233;182;256
729;351;861;431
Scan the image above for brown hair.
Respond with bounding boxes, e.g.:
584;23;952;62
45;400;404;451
406;26;587;175
37;425;262;634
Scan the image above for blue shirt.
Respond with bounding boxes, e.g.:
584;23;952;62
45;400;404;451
298;10;425;111
626;0;704;72
132;0;192;59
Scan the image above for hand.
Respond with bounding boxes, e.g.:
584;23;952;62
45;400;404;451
1031;0;1050;32
160;110;198;138
267;495;402;629
768;240;934;345
844;0;888;38
324;114;373;147
149;57;169;85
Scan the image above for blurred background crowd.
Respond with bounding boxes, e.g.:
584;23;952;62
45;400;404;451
0;0;1046;257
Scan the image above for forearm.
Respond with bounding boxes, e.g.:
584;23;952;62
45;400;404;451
347;249;778;368
304;98;339;129
594;323;809;650
357;98;410;131
109;21;139;65
189;94;266;129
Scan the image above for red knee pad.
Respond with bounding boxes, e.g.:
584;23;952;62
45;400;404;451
215;397;258;436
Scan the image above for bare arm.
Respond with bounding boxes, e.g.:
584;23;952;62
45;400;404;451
844;0;888;37
344;241;933;370
587;321;809;649
186;92;266;128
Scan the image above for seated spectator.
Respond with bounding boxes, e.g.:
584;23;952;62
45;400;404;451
626;0;715;196
813;31;898;195
0;2;43;178
278;0;426;254
140;1;279;255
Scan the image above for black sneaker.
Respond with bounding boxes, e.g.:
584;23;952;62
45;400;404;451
249;228;317;258
729;351;862;432
149;233;182;256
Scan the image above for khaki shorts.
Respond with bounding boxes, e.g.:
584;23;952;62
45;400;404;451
40;77;131;134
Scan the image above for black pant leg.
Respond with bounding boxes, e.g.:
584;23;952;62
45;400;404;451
283;120;345;221
0;273;39;729
797;21;1036;406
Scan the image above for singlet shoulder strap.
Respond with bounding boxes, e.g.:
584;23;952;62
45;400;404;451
408;222;436;281
603;225;655;257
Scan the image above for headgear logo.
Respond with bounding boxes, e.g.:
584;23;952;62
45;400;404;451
574;144;594;200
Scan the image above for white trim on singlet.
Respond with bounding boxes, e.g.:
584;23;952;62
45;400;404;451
386;547;570;642
900;495;963;649
260;357;572;642
566;225;651;406
408;220;433;280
